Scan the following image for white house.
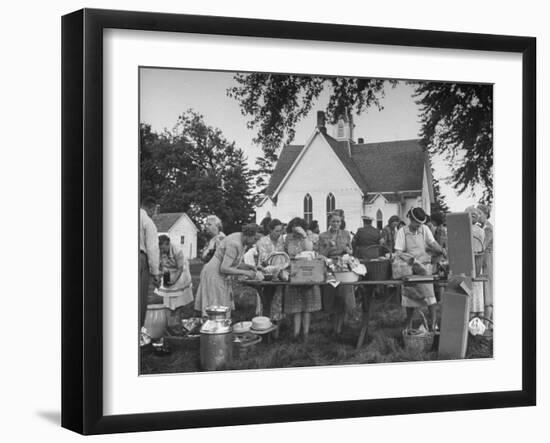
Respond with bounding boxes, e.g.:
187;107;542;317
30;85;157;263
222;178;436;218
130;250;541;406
153;212;198;259
255;111;434;233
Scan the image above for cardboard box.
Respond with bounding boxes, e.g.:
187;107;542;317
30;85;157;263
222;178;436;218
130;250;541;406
290;259;326;283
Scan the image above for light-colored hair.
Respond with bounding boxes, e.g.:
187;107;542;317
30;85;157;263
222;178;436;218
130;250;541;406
205;215;223;231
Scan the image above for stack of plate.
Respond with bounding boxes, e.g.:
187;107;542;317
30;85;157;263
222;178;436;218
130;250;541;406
251;316;272;331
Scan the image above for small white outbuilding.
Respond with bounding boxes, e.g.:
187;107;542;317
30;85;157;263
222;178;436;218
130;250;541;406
153;212;198;259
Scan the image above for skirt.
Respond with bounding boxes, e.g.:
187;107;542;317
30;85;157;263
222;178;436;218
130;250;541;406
322;284;356;314
194;260;234;315
284;285;322;314
401;283;437;307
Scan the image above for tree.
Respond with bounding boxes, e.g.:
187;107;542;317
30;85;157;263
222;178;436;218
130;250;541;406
227;73;390;188
228;74;493;203
413;82;493;204
140;110;255;235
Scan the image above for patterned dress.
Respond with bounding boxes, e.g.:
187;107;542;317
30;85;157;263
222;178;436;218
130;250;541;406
283;234;322;314
318;229;356;314
194;233;244;316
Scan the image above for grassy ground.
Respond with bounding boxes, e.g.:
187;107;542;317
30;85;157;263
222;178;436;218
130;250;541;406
140;261;492;374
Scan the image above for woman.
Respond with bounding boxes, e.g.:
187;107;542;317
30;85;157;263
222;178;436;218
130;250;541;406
319;212;355;334
194;224;259;317
381;215;401;252
307;220;320;252
157;235;193;324
394;207;445;331
201;215;225;263
477;204;493;324
283;217;322;340
256;219;285;321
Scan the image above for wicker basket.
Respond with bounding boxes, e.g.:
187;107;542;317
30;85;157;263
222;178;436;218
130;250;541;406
362;245;393;281
402;311;435;352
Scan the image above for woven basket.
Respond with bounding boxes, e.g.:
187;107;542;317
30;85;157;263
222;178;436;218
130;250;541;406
402;311;435;352
362;245;393;281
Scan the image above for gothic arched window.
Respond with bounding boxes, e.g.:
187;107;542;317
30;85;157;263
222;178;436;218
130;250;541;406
304;194;313;224
376;209;383;230
326;193;336;229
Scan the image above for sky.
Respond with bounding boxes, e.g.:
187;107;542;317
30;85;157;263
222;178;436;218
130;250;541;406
140;67;488;212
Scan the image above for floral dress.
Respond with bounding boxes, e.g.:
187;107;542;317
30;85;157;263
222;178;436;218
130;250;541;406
283;234;322;314
194;233;243;316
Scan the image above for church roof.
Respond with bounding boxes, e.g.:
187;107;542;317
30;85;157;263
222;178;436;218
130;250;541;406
265;134;430;198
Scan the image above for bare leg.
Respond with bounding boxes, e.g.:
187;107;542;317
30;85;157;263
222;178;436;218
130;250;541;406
293;312;302;338
302;312;311;338
336;313;344;334
428;304;438;331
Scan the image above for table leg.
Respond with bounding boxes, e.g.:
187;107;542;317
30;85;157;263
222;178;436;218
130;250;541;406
356;288;373;349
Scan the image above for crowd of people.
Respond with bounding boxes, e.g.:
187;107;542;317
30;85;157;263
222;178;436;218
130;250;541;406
139;196;494;341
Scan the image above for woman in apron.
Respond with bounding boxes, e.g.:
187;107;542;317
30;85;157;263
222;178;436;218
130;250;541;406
394;207;445;331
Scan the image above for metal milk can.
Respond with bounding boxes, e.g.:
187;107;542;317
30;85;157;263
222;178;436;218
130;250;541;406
200;305;233;371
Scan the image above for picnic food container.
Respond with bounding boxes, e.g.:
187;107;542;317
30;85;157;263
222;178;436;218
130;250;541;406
200;305;233;370
402;311;435;352
143;304;168;340
363;245;393;281
290;258;326;283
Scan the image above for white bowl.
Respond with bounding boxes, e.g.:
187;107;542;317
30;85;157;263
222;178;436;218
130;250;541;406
251;316;272;331
233;321;252;334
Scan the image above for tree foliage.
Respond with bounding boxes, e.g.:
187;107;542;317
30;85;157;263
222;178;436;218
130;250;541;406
140;110;255;235
228;74;493;203
227;73;391;188
413;82;493;204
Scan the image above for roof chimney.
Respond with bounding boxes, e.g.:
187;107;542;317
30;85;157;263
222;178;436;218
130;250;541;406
358;137;364;144
316;111;326;134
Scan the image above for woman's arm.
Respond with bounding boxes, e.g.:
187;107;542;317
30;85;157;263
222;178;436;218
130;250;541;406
218;244;256;278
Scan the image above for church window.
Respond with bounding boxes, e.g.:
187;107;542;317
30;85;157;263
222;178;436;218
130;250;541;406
376;209;383;230
326;193;336;228
337;121;344;138
304;194;313;224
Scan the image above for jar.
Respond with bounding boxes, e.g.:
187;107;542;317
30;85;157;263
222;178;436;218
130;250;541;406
143;304;168;340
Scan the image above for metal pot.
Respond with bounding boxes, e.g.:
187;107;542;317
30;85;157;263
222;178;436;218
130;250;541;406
205;305;230;321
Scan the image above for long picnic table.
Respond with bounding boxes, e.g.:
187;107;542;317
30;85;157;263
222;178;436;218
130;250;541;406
243;277;487;349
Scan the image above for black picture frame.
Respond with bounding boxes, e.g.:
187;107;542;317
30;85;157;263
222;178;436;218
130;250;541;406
61;8;536;435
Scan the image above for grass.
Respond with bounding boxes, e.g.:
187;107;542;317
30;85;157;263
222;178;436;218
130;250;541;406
140;261;492;374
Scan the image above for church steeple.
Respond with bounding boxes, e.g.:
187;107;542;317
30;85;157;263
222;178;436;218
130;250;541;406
332;110;354;142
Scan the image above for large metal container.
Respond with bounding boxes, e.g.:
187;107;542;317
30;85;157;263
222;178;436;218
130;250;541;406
200;305;233;371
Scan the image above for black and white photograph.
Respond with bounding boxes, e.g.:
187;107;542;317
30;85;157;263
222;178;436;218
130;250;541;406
138;68;494;374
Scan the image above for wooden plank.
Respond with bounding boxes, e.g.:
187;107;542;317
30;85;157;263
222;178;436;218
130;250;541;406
439;283;470;359
446;212;476;277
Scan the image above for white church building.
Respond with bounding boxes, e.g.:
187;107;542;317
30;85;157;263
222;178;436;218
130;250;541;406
255;111;434;233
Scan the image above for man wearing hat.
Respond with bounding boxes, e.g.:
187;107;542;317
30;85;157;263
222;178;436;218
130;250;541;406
352;215;383;261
